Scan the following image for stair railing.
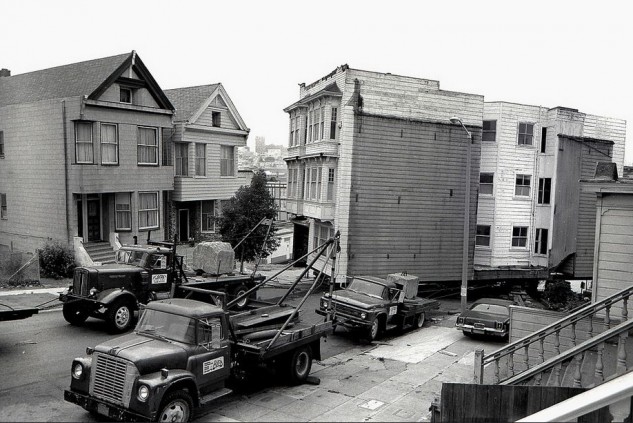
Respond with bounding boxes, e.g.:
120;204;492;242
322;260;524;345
500;316;633;387
474;285;633;385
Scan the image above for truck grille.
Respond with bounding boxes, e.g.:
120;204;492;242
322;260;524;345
73;270;89;296
89;353;138;407
333;302;363;318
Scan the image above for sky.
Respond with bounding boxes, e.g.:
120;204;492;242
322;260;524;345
3;0;632;165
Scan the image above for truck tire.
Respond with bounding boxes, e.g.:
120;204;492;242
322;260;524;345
155;389;192;423
232;284;250;310
366;317;381;342
62;303;88;326
106;299;135;333
288;345;312;385
416;312;426;329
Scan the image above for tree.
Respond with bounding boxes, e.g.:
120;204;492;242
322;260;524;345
218;170;280;270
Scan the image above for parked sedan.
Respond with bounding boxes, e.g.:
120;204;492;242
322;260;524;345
455;298;513;339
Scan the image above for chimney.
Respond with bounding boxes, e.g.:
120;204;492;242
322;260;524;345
0;68;10;77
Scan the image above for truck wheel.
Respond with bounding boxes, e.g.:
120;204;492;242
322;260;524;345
62;303;88;326
232;284;250;310
155;390;192;423
288;345;312;385
106;299;135;333
416;312;426;329
366;318;381;341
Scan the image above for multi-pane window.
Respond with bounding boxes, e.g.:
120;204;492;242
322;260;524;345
220;146;234;176
195;143;206;176
535;228;548;255
1;193;6;220
518;122;534;146
115;192;131;230
480;173;494;195
101;123;118;165
120;87;132;103
75;121;93;164
476;225;491;246
541;127;547;153
138;192;159;229
317;167;322;200
482;120;496;142
201;200;216;232
538;178;551;204
310;168;318;200
313;222;334;254
175;143;188;176
308;110;313;142
512;226;528;247
290;115;296;146
0;131;4;157
515;174;531;196
138;127;158;165
295;115;301;145
327;168;335;201
330;107;338;139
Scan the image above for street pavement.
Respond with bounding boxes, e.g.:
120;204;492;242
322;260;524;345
0;267;500;422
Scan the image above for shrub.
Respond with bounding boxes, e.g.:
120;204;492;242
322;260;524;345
543;280;585;312
39;241;76;279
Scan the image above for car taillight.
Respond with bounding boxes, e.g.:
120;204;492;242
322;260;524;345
496;322;503;329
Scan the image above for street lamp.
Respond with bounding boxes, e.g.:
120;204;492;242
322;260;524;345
450;116;473;313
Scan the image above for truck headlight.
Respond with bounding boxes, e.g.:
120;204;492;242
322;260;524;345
72;362;83;379
496;322;503;329
89;288;97;297
457;317;464;324
360;312;367;319
322;300;328;309
137;385;149;402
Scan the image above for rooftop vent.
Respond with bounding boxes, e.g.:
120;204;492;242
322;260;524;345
0;68;10;77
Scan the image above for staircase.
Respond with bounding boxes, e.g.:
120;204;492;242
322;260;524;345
473;285;633;420
83;241;116;264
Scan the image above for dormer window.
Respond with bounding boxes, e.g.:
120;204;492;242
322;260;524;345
120;87;132;104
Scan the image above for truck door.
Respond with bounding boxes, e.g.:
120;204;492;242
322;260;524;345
147;253;171;292
192;316;231;392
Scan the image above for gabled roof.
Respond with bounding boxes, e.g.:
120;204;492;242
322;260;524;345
164;83;248;131
0;51;174;110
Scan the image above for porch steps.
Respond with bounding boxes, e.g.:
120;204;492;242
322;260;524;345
83;241;115;264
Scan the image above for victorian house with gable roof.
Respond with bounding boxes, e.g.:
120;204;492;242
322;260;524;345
0;51;175;261
162;84;249;243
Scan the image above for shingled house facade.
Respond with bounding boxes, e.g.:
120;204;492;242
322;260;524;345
163;84;249;243
0;52;175;256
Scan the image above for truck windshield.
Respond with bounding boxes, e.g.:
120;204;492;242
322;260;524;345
347;279;387;299
136;309;196;344
115;250;146;266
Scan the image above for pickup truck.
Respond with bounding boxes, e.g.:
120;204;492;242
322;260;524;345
64;291;332;421
316;273;439;341
59;240;263;333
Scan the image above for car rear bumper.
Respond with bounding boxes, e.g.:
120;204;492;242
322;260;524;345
456;324;507;337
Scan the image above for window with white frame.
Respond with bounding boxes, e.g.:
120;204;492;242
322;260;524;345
120;87;132;103
515;174;531;196
138;192;159;229
1;193;6;219
201;200;216;232
317;167;322;200
115;192;131;230
303;168;308;199
327;168;335;201
310;168;318;200
482;120;496;142
313;222;334;255
289;114;296;146
75;121;93;164
308;110;313;142
512;226;528;247
320;107;325;140
101;123;118;165
175;143;189;176
330;107;337;140
195;143;206;176
476;225;490;246
480;173;494;195
138;127;158;165
535;228;548;255
220;146;234;176
295;115;301;145
518;122;534;146
212;111;221;127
